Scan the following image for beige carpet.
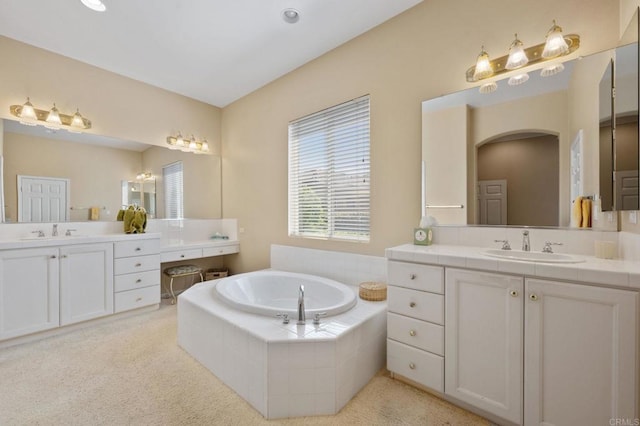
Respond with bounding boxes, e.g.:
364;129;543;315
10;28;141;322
0;303;489;426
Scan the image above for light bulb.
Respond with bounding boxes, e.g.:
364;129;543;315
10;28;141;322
505;34;528;69
542;20;569;59
473;46;493;80
45;103;62;129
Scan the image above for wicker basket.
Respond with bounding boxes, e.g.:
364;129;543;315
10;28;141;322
359;282;387;301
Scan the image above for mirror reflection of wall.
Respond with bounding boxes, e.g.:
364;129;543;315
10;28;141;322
122;177;156;218
2;119;221;223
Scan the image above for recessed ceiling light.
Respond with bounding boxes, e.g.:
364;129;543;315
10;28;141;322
282;8;300;24
81;0;106;12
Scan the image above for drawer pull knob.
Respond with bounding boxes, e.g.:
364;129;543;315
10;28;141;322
136;297;142;302
409;362;416;370
529;293;539;301
510;290;518;297
136;279;142;283
410;274;416;280
409;330;416;337
135;263;142;267
180;254;185;258
135;247;142;252
409;302;416;308
50;255;57;259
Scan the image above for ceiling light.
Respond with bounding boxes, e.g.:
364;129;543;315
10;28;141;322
18;97;37;125
10;98;92;131
505;34;528;69
81;0;106;12
45;104;62;129
473;46;493;80
189;136;197;150
508;73;529;86
542;20;569;59
479;82;498;94
540;63;565;77
166;133;211;154
282;8;300;24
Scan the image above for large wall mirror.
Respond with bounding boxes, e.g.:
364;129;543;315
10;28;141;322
1;119;221;223
422;40;639;228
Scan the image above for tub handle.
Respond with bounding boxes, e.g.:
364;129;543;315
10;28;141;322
313;312;327;325
276;313;290;324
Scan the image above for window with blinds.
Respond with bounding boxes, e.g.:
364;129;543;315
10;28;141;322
288;95;370;242
163;161;184;219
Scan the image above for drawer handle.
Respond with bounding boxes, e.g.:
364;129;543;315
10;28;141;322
409;330;416;337
136;279;142;283
410;274;416;280
409;302;416;308
529;293;539;301
135;263;142;267
409;362;416;370
510;290;518;297
135;247;142;252
136;297;142;302
51;255;57;259
180;254;185;258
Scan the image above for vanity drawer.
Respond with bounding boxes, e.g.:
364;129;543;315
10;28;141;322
202;244;239;257
160;248;203;263
388;261;444;294
114;269;160;293
114;254;160;275
114;285;160;313
114;239;160;258
387;312;444;356
388;339;443;392
388;285;444;324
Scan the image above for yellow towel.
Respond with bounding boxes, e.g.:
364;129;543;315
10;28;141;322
581;198;592;228
116;209;125;221
132;207;147;234
123;206;136;233
89;206;100;221
572;196;583;227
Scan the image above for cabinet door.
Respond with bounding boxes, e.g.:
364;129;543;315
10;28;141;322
0;247;59;340
60;243;114;325
445;268;524;424
525;279;638;425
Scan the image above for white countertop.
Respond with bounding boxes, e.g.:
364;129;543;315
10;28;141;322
160;239;239;252
0;232;162;250
386;244;640;290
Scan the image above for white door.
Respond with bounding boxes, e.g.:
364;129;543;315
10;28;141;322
445;269;523;424
525;279;638;425
59;243;114;325
0;247;59;340
477;180;507;225
18;175;69;222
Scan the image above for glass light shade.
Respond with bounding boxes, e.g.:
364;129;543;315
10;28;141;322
81;0;106;12
201;139;209;152
540;63;565;77
20;98;37;120
542;20;569;59
473;47;493;80
71;109;85;128
505;35;528;70
45;104;62;128
479;82;498;94
508;73;529;86
176;134;185;147
189;137;197;150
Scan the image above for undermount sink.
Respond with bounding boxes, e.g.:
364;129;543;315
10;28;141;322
483;249;585;264
20;234;88;241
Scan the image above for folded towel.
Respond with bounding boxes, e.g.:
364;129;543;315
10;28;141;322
571;196;583;228
132;207;147;234
123;206;136;233
116;209;125;221
581;198;592;228
89;206;100;221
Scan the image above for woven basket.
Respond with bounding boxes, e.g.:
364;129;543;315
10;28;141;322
359;282;387;301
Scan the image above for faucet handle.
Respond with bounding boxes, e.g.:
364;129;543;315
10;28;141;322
313;312;327;325
494;239;511;250
542;241;563;253
276;313;290;324
65;229;77;236
32;230;45;237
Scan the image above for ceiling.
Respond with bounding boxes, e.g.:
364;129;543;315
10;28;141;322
0;0;422;108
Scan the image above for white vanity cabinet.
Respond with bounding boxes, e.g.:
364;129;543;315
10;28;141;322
59;243;114;326
387;260;445;392
444;268;638;424
113;238;160;313
0;247;59;340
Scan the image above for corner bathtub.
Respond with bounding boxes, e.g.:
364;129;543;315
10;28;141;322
177;270;387;419
215;270;357;317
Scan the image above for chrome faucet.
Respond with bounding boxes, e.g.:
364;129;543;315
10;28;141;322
522;230;530;252
52;224;58;237
297;284;306;325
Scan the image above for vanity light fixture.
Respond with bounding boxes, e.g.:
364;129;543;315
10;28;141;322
467;20;579;91
166;133;211;154
136;172;154;181
9;98;92;131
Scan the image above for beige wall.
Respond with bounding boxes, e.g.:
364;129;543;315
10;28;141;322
221;0;619;272
477;136;559;226
4;132;140;222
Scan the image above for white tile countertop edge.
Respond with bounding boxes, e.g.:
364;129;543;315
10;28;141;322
386;244;640;289
0;232;162;250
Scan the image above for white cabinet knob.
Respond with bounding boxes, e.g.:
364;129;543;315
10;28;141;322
529;293;539;301
510;290;518;297
410;274;416;280
409;330;416;337
409;302;416;308
409;362;416;370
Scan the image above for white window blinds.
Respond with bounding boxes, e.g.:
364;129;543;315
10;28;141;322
288;95;370;242
163;161;184;219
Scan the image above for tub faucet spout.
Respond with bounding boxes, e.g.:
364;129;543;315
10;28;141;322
297;284;305;325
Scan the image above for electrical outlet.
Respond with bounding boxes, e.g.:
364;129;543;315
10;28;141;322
629;211;638;225
239;227;245;233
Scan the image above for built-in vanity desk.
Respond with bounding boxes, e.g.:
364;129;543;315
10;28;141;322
386;242;640;426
